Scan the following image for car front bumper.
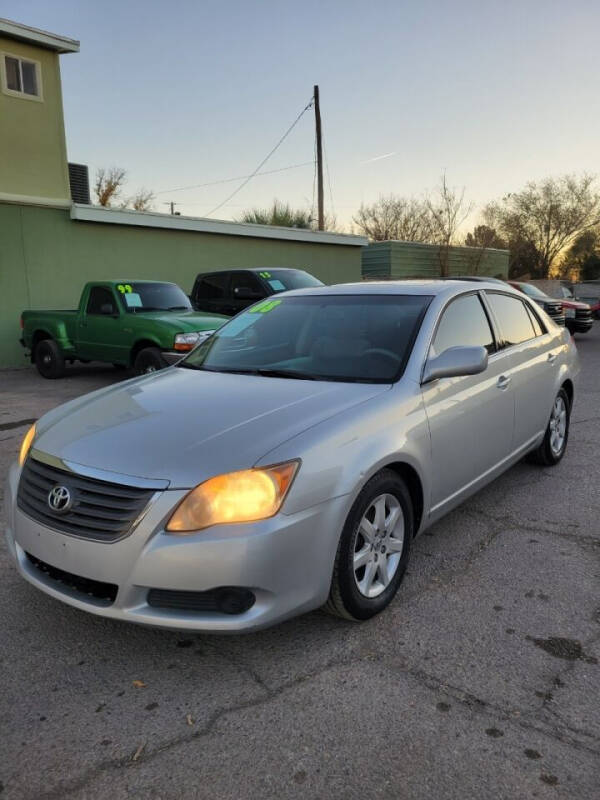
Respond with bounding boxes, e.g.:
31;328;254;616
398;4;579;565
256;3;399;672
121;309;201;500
4;461;348;632
565;318;594;334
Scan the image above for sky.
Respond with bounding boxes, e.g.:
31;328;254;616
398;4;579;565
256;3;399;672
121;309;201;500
4;0;600;229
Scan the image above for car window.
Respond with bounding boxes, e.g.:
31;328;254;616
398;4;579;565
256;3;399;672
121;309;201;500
197;273;229;299
230;272;263;294
525;302;544;336
431;294;495;357
259;269;324;292
486;293;536;346
87;287;116;315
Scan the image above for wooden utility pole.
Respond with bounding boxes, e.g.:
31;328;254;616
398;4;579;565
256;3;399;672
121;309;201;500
314;85;324;231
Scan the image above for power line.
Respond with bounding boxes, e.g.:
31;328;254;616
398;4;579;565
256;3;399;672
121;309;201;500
155;161;315;196
205;97;314;218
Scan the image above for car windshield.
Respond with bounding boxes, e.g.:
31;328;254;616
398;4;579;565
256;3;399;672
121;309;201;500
518;283;548;299
180;294;431;383
116;282;192;312
258;269;324;293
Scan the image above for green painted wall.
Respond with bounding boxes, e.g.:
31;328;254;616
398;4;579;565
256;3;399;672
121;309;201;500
362;241;509;280
0;36;71;203
0;203;363;368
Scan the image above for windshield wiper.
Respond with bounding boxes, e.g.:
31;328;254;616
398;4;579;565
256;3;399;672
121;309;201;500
167;305;191;311
256;368;315;380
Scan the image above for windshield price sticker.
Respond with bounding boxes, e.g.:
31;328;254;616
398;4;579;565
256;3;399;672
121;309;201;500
123;292;143;308
259;271;272;279
268;279;285;291
117;283;133;294
248;299;282;314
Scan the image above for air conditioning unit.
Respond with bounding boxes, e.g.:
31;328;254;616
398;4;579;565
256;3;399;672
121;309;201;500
68;162;91;204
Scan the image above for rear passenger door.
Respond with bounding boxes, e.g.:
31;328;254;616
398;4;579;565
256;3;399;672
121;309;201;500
422;292;515;515
192;273;231;315
484;292;557;451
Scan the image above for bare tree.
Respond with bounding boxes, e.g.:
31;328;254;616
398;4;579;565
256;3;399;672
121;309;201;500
127;189;155;212
94;167;126;207
484;174;600;278
427;175;473;276
353;195;434;242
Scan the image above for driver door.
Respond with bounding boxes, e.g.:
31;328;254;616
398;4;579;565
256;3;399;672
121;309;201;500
421;292;515;516
77;286;126;363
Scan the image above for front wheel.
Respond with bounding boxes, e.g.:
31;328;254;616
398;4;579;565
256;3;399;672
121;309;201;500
325;469;413;621
133;347;167;376
34;339;65;379
528;388;570;466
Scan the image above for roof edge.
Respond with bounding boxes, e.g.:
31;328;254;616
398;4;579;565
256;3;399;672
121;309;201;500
70;204;367;246
0;18;80;53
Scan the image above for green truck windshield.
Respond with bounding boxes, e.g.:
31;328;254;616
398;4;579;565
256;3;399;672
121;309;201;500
116;282;192;313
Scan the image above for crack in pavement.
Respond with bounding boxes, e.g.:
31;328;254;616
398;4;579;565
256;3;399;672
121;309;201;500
0;417;36;432
29;651;600;800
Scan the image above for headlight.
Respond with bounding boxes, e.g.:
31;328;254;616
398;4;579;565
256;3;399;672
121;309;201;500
174;331;216;352
564;308;576;319
19;423;36;466
166;461;299;533
174;332;200;352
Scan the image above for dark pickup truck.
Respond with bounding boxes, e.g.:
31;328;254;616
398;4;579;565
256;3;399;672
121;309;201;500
21;280;227;378
190;267;323;316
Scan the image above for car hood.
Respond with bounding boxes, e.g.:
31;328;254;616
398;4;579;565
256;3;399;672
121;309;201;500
131;310;228;332
560;299;590;310
34;368;388;488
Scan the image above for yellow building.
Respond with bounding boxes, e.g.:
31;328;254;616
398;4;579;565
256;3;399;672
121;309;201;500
0;17;79;207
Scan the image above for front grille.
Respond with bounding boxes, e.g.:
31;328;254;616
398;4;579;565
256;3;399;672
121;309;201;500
17;457;154;542
575;308;592;320
543;302;565;326
26;552;118;604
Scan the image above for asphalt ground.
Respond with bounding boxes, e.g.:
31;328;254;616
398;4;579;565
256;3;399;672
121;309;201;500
1;331;599;800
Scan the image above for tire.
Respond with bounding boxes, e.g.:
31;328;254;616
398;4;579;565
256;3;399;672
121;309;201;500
565;320;575;335
528;388;570;466
132;347;167;376
325;469;413;621
34;339;65;379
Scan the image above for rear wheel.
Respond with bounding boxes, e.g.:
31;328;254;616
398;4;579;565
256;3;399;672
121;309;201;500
528;388;570;466
34;339;65;379
325;469;413;621
133;347;167;376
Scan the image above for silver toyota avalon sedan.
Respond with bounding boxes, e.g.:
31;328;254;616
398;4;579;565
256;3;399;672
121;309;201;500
5;281;579;631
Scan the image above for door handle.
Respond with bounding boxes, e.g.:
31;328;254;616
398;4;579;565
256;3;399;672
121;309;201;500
547;352;557;364
496;375;511;390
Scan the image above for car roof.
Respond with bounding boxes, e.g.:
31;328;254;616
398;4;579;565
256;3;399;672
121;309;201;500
282;279;517;298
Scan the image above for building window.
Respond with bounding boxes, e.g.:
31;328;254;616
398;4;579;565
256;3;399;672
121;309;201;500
1;53;42;101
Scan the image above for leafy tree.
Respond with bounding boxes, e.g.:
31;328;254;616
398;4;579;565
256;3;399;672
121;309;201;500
464;225;507;250
239;200;313;229
561;230;600;280
483;174;600;278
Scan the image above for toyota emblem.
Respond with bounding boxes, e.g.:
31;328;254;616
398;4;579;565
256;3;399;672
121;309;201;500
47;485;73;514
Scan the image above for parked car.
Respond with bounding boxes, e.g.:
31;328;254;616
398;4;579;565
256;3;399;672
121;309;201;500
20;281;228;378
190;267;323;316
576;296;600;319
552;285;595;332
7;280;578;632
508;281;566;328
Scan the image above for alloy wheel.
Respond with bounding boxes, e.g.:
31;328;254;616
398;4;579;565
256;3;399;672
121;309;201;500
353;493;405;598
549;395;567;456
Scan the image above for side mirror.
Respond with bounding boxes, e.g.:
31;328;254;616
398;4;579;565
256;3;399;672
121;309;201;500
234;287;263;300
422;345;488;384
100;303;116;316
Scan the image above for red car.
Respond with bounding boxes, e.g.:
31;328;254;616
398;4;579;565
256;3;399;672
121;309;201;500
509;281;593;335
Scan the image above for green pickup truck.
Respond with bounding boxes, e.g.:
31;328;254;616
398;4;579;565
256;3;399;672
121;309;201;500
21;280;227;378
